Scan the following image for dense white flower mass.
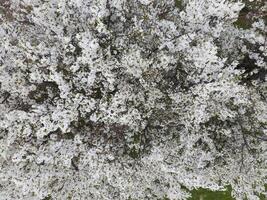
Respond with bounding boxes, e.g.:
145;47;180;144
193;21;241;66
0;0;266;199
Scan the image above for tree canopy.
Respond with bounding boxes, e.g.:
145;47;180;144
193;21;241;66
0;0;266;199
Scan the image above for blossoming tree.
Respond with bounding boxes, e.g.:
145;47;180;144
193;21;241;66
0;0;266;199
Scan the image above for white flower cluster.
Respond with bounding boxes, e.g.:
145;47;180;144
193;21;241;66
0;0;266;199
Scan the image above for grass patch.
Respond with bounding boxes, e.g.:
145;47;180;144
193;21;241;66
188;186;234;200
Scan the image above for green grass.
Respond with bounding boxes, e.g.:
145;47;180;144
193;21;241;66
188;187;234;200
162;184;267;200
160;186;234;200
